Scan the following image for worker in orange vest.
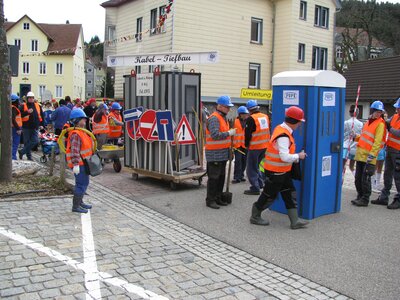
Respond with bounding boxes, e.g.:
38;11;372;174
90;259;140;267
66;108;95;213
92;103;110;150
250;106;308;229
108;102;124;144
232;106;250;183
244;100;270;195
11;94;22;160
352;100;387;207
205;95;236;209
18;91;44;161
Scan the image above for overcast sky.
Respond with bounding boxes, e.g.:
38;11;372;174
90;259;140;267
4;0;400;43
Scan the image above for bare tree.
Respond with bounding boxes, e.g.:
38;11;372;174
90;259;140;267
0;0;12;182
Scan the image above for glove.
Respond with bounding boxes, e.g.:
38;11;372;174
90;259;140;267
228;128;236;136
365;163;375;176
366;154;375;163
386;120;392;132
73;165;80;175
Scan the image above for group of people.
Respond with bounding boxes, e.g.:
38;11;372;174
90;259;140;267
344;98;400;210
204;95;308;230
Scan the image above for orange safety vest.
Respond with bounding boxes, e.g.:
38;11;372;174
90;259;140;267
264;125;296;173
92;114;110;135
248;112;270;150
358;118;386;152
108;111;123;138
21;103;43;122
233;118;245;148
66;130;94;168
205;112;231;150
12;106;22;128
386;114;400;150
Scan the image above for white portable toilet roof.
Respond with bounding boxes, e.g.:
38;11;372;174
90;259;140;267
272;70;346;88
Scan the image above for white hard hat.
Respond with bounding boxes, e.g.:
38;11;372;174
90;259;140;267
27;91;35;97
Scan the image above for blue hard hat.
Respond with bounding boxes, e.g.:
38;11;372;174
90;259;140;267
69;108;87;120
111;102;122;110
393;97;400;109
237;106;249;114
370;100;384;111
216;95;234;107
10;94;19;102
246;99;258;109
99;103;109;110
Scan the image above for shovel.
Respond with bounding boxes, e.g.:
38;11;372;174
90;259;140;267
222;137;234;204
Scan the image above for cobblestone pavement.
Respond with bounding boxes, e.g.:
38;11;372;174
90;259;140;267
0;173;352;300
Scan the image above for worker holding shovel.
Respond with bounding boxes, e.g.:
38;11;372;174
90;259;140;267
204;95;236;209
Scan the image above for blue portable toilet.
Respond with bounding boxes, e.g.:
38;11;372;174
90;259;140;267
269;70;346;220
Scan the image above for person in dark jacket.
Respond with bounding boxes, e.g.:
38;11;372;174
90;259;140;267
51;99;71;135
83;98;97;131
18;91;44;160
11;94;22;160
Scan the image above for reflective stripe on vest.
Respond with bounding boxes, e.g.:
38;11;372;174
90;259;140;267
233;118;245;148
12;106;22;127
205;112;231;150
263;125;295;173
92;114;110;135
358;118;386;151
66;130;95;168
21;103;43;123
387;114;400;150
108;112;123;138
249;112;270;150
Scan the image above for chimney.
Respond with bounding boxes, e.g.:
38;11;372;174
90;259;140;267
66;20;70;24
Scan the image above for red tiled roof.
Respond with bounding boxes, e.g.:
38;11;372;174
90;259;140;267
343;55;400;103
5;15;81;55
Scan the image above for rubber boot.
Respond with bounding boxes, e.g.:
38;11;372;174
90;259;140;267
72;195;88;213
80;198;92;209
287;208;308;229
250;203;269;225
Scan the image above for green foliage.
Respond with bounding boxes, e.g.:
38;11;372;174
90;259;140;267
84;35;103;61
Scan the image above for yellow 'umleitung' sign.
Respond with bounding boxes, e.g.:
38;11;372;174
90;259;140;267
240;88;272;100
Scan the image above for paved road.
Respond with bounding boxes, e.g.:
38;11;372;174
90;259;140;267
0;159;397;299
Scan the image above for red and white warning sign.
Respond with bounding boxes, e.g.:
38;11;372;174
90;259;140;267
172;115;196;145
139;109;158;141
126;119;142;140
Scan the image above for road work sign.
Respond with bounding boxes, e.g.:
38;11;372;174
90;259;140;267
240;88;272;100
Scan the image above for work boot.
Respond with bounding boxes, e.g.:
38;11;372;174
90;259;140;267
18;149;23;160
352;199;369;207
80;202;92;209
387;199;400;209
250;203;269;225
371;197;388;206
287;208;308;229
72;194;88;213
244;189;260;195
231;179;241;184
72;206;88;213
206;200;220;209
351;195;362;205
215;197;228;206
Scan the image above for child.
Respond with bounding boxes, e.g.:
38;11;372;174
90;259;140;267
65;108;95;213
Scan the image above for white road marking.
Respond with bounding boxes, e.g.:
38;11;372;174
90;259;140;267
0;227;168;300
81;211;101;300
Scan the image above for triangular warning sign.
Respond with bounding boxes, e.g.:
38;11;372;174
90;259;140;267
172;115;196;145
148;120;159;141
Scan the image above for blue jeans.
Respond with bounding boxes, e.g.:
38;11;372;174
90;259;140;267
12;128;21;160
74;166;90;196
21;128;38;159
246;149;266;192
233;148;247;180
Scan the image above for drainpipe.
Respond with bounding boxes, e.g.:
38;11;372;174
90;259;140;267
270;0;276;89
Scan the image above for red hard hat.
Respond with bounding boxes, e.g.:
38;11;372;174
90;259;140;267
285;106;305;122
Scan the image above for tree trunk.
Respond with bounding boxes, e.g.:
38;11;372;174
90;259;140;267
0;0;12;182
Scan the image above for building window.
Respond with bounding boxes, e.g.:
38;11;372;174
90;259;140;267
251;18;263;44
312;46;328;70
299;1;307;20
38;85;46;99
135;66;141;74
136;17;143;42
88;80;92;84
370;52;378;59
108;26;116;41
23;23;30;30
314;5;329;28
39;62;46;75
335;46;343;58
87;68;92;73
150;8;158;35
55;86;63;98
159;6;166;32
22;62;30;74
298;43;305;62
14;39;21;50
56;63;63;75
88;93;92;97
31;40;38;52
249;63;261;88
